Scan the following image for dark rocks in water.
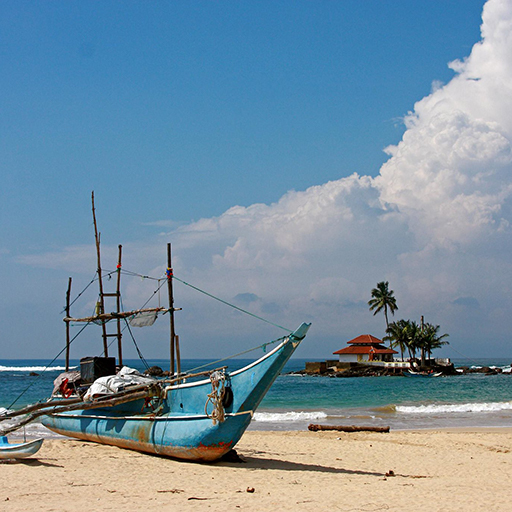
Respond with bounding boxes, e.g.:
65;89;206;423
456;366;505;375
299;365;404;378
29;372;39;377
144;366;165;377
464;366;492;374
297;362;458;378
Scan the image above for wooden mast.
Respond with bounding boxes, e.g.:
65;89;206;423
167;243;176;375
65;277;72;371
92;191;109;357
116;244;123;365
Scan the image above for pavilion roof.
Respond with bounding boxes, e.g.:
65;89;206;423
346;334;383;345
332;334;397;355
333;345;397;355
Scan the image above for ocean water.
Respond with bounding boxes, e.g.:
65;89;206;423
2;357;512;438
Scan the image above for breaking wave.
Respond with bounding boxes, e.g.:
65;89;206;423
0;365;71;372
396;401;512;414
253;411;328;422
372;404;397;413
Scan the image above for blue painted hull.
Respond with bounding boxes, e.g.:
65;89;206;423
42;323;310;461
0;436;44;459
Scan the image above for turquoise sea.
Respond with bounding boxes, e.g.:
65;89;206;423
2;358;512;438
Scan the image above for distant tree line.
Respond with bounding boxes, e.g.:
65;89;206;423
368;281;449;365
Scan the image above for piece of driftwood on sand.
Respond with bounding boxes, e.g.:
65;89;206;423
308;424;390;433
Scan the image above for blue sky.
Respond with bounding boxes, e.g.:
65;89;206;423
1;1;483;243
4;0;512;361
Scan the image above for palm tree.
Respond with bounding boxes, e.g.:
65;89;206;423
384;319;409;361
385;317;449;367
384;319;419;361
422;323;449;363
404;320;420;361
416;322;429;366
368;281;398;329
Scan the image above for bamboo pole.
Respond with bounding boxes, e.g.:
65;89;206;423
116;244;123;366
161;366;227;385
65;277;72;371
64;307;171;323
91;191;108;357
0;397;84;420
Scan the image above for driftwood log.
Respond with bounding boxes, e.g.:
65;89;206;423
308;424;390;433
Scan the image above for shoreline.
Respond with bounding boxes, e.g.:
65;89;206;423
8;413;512;440
2;429;512;511
8;424;512;443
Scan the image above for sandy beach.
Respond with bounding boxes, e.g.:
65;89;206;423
2;429;511;511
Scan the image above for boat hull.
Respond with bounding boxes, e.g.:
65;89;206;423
44;411;252;460
0;437;44;459
42;323;310;461
404;370;442;377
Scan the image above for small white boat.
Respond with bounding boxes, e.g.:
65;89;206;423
0;436;44;459
404;370;442;378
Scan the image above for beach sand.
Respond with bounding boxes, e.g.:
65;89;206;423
2;429;511;511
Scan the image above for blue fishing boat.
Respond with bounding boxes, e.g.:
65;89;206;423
0;436;43;459
42;323;309;461
1;193;311;461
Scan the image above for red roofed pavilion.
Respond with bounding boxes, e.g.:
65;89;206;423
333;334;397;363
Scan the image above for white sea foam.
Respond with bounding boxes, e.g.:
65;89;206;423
0;419;64;439
0;365;72;372
396;402;512;415
253;411;328;422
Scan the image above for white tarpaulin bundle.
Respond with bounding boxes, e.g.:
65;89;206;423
83;366;155;401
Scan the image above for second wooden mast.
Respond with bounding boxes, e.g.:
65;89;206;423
91;191;123;364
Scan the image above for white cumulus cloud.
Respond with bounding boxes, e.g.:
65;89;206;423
17;0;512;358
163;0;512;355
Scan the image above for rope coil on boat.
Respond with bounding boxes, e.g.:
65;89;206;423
205;371;227;425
